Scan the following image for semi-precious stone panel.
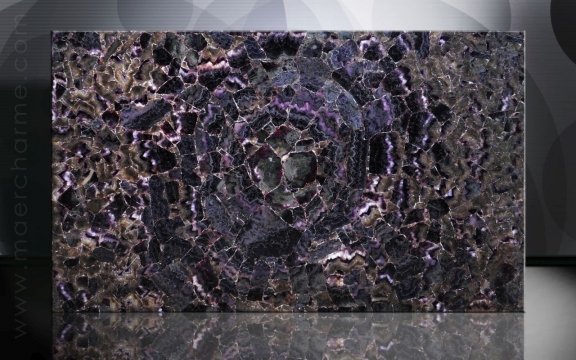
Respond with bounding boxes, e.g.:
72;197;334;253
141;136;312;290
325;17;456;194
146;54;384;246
52;32;524;312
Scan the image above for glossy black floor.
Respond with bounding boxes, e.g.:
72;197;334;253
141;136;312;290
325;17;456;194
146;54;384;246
54;312;522;359
3;263;576;359
53;268;576;359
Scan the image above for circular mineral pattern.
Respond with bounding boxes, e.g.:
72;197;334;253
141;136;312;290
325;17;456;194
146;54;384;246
52;31;524;312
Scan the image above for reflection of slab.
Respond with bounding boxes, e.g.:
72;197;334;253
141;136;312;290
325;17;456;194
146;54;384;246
53;313;523;359
52;31;524;312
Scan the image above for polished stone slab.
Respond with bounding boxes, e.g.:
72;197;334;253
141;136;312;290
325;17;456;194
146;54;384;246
52;32;524;312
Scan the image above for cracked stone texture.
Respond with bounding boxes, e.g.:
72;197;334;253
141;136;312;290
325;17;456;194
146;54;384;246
52;31;524;312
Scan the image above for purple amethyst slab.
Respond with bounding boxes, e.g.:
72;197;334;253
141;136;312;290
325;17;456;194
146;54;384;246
52;32;524;312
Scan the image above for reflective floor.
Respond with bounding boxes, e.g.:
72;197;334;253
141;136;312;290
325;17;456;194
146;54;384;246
51;267;576;359
54;312;522;359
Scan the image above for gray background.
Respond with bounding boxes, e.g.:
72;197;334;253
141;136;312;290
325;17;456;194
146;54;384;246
1;1;576;359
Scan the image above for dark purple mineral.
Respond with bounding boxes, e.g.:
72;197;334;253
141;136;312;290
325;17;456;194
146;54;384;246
52;31;524;312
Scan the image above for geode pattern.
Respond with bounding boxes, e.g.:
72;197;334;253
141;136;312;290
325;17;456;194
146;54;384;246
52;32;524;312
